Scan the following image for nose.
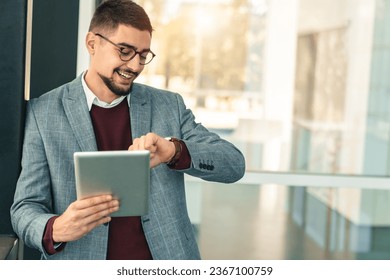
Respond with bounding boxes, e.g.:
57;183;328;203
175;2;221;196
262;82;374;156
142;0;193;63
125;55;144;72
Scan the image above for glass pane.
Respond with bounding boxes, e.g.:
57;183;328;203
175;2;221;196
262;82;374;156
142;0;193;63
138;0;390;176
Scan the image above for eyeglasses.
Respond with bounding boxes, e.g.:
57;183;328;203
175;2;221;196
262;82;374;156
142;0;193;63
95;33;156;65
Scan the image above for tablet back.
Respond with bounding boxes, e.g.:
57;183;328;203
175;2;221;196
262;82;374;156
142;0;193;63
74;150;150;217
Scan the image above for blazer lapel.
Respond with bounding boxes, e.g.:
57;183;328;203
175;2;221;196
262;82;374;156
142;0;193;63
129;84;152;140
62;77;97;152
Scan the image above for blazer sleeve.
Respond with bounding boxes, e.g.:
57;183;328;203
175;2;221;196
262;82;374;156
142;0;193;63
173;93;246;183
10;101;56;255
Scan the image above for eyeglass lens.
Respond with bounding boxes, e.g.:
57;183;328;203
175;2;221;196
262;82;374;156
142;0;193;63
119;50;154;65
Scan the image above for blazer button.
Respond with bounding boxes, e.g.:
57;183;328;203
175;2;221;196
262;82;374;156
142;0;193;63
199;163;203;169
210;165;214;170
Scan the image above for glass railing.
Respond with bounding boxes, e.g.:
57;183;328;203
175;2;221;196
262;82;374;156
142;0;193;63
185;178;390;260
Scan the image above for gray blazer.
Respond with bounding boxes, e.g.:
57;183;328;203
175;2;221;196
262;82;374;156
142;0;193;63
10;75;245;260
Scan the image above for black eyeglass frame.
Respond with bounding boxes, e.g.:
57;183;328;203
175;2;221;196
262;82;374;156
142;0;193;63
95;33;156;65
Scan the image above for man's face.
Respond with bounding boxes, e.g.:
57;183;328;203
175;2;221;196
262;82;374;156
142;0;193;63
87;24;152;98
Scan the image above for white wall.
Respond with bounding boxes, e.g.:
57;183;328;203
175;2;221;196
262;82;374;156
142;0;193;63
76;0;96;76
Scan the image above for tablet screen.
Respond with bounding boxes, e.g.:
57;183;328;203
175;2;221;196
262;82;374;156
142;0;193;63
74;150;150;217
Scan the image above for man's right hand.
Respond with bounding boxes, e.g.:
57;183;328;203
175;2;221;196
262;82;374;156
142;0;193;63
52;194;119;242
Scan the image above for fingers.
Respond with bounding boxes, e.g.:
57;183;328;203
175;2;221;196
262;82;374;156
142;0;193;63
130;133;158;151
53;195;120;242
75;195;119;220
81;200;119;226
129;133;176;168
76;194;117;211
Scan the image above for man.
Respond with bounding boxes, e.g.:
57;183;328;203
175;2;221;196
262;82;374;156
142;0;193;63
11;0;245;260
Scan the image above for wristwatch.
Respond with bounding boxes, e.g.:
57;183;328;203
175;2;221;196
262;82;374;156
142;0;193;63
165;137;182;167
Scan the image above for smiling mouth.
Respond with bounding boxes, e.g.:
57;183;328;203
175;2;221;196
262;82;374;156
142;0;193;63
117;70;133;79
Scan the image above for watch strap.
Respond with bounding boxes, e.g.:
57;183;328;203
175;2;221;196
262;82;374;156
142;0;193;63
166;137;182;167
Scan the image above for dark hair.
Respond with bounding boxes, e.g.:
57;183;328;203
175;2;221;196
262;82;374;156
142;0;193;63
89;0;153;35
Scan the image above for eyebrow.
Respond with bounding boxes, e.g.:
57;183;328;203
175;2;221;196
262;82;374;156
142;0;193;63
116;42;151;52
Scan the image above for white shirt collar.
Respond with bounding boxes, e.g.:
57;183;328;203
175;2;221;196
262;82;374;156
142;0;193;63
81;71;130;111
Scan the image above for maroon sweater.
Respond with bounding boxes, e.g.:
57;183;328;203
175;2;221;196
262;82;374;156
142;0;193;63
90;99;152;260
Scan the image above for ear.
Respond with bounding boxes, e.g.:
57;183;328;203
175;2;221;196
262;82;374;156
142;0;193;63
85;32;96;55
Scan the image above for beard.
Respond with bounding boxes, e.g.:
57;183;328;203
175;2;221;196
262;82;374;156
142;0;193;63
98;68;138;97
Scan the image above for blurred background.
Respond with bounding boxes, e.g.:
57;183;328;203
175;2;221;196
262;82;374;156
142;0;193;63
2;0;390;259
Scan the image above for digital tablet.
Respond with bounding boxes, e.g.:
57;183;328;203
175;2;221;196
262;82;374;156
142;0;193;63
74;150;150;217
